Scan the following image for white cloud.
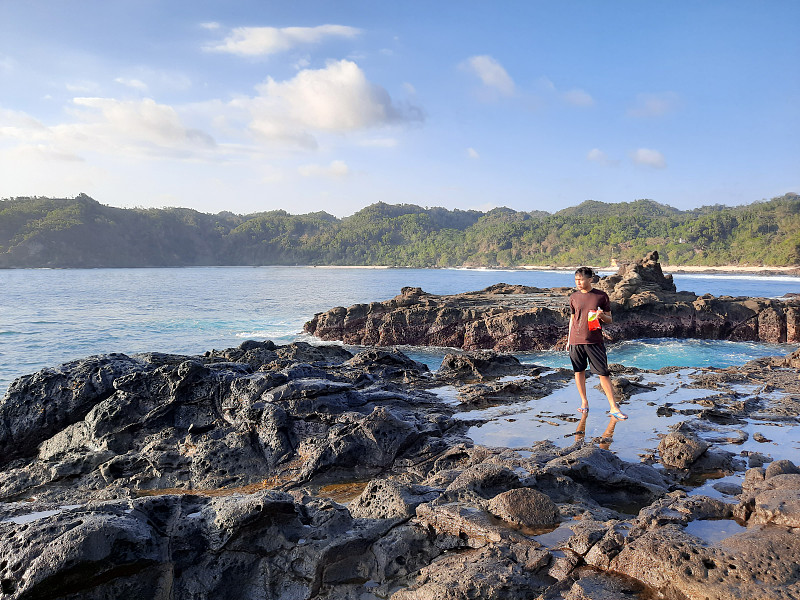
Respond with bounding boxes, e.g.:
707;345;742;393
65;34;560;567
628;92;680;117
51;97;217;158
200;22;220;30
539;78;594;107
293;57;311;70
207;24;361;56
0;108;49;139
298;159;349;178
8;144;84;162
586;148;618;166
631;148;666;168
467;147;479;159
358;137;398;148
562;88;594;107
462;55;515;96
242;60;420;145
66;80;101;93
0;54;14;73
115;77;148;91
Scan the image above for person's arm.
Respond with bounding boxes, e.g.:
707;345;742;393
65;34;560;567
596;309;612;325
567;314;573;349
597;293;612;325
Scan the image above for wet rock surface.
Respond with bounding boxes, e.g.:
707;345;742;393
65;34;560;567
304;251;800;350
1;340;800;599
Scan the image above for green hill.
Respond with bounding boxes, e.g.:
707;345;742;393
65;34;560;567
0;193;798;268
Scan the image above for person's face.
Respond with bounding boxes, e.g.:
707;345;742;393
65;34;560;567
575;274;593;292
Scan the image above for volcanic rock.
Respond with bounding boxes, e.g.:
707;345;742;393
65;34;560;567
3;339;800;599
304;251;800;350
658;431;710;468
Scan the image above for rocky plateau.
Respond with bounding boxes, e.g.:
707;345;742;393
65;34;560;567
1;330;800;599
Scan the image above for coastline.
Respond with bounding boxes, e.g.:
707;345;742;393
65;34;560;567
464;264;800;276
659;264;800;275
483;264;800;276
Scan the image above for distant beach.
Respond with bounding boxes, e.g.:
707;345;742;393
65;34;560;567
511;264;800;276
660;264;800;275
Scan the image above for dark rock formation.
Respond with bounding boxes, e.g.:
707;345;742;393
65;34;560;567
2;340;800;599
304;251;800;350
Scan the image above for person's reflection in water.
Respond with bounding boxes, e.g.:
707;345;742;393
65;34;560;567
574;411;588;444
598;416;618;450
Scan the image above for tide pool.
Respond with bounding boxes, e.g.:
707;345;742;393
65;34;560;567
1;266;798;395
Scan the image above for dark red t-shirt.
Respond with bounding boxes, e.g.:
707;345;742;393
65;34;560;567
569;288;611;345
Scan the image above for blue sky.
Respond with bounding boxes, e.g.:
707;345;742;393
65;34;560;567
0;1;797;217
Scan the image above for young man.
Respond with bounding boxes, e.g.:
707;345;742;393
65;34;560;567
567;267;628;420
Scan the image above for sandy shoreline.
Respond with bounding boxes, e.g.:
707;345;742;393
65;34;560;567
659;264;800;274
294;264;800;275
471;264;800;275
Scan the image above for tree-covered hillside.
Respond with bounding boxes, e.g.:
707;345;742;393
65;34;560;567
0;193;798;268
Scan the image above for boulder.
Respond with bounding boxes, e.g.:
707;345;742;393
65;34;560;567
658;431;710;468
487;488;560;528
348;479;441;520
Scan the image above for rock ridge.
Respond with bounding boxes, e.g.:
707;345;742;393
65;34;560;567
305;251;800;350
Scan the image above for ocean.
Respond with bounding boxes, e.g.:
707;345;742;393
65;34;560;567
1;266;798;396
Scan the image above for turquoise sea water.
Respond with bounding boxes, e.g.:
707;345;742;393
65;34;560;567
1;267;798;395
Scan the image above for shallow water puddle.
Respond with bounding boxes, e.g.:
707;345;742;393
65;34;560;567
461;370;699;462
427;385;462;406
1;505;83;524
315;481;369;504
532;521;575;548
459;368;800;468
684;518;746;545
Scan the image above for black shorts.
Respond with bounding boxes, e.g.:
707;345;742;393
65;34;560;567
569;343;610;377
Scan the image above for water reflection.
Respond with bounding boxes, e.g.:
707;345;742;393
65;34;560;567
573;413;620;450
598;417;619;450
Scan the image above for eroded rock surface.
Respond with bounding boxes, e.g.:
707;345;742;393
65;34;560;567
1;341;800;599
305;251;800;350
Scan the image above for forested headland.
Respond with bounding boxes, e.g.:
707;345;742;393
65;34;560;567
0;193;798;268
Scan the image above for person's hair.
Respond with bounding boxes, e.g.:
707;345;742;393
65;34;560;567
575;266;594;278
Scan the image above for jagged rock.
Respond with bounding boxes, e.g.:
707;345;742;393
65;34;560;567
611;524;800;600
0;354;146;467
543;446;670;512
583;523;629;569
437;351;528;380
344;348;430;380
749;488;800;527
539;570;653;600
348;479;441;520
0;344;462;504
392;543;552;600
3;339;800;599
455;376;560;406
658;431;710;468
765;458;800;478
0;491;417;600
444;463;522;500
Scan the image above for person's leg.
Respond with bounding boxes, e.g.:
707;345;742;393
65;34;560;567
598;375;625;416
575;370;589;410
586;344;627;419
569;345;590;411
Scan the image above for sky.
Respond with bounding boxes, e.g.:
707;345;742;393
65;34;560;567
0;1;798;218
